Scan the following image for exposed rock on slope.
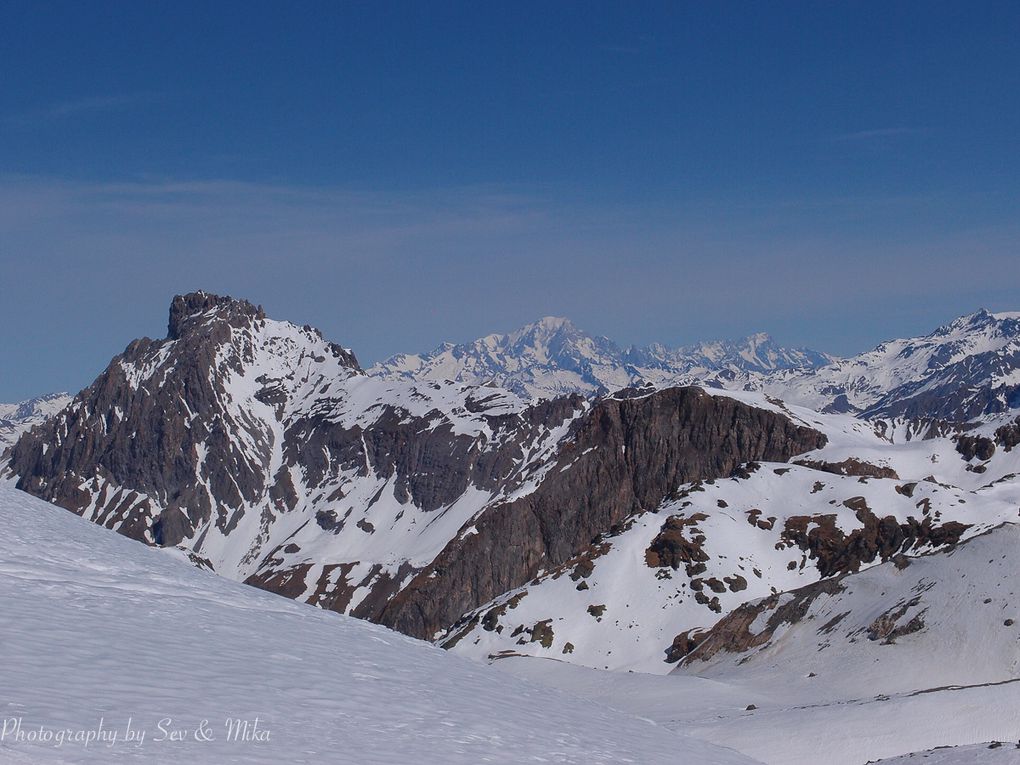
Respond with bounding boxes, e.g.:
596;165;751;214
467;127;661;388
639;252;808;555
441;443;1019;672
378;387;827;639
673;523;1020;697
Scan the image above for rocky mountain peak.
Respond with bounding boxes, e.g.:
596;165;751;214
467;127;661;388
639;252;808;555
167;290;267;340
519;315;577;336
506;316;619;363
931;307;1019;341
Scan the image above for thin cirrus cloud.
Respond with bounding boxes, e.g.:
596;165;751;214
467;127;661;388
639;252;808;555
3;93;159;127
830;127;927;142
2;174;1017;322
0;172;1018;400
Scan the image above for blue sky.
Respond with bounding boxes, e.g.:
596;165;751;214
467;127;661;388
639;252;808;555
2;2;1019;400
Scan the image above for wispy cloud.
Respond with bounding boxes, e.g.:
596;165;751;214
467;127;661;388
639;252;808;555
599;35;654;55
0;173;1016;380
4;93;159;127
599;43;644;54
830;127;926;142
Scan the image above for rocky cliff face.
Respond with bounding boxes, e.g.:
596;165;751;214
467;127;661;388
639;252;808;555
4;292;827;642
375;388;827;639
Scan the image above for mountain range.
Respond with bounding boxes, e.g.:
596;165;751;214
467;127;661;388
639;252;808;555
3;291;1020;763
369;316;835;399
372;308;1020;421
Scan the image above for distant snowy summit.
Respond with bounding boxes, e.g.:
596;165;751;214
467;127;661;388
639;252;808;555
371;309;1020;421
0;392;71;452
369;316;835;400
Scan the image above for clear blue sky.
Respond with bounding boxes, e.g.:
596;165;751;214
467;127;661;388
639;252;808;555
2;2;1019;400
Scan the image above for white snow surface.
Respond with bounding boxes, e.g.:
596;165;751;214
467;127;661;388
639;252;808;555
493;524;1020;764
0;483;758;765
871;743;1020;763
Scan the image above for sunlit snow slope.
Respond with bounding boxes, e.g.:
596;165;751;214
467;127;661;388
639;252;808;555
493;523;1020;765
0;483;758;765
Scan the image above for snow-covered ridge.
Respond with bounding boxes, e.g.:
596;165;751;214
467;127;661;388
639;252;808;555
0;483;757;764
755;308;1020;419
0;392;71;453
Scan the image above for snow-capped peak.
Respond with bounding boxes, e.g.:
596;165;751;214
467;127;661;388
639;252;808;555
370;316;631;399
370;318;833;399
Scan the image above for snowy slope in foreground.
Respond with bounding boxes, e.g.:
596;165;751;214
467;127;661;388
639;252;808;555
502;652;1020;765
0;484;757;765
